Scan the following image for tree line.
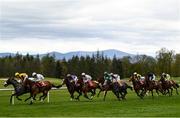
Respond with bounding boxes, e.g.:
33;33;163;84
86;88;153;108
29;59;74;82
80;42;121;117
0;48;179;79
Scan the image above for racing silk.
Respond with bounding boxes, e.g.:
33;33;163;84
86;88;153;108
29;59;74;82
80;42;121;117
165;74;170;81
82;74;92;83
104;74;112;81
112;74;120;80
28;77;36;82
35;74;44;81
147;73;156;81
17;73;28;83
70;75;78;84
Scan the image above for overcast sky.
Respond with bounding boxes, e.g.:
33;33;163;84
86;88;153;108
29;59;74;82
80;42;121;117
0;0;180;56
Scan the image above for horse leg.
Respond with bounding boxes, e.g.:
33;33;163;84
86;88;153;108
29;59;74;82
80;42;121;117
176;88;179;95
25;95;32;102
103;90;108;101
70;92;74;101
97;89;102;97
170;88;173;96
90;89;96;99
75;90;82;101
156;89;159;96
84;92;90;100
16;96;22;101
29;92;35;105
151;90;154;97
42;92;48;101
39;94;44;101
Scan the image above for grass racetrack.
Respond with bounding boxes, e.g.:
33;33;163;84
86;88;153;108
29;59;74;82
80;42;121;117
0;77;180;117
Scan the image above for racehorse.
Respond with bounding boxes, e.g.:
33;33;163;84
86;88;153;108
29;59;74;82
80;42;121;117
78;77;100;100
4;77;30;104
144;76;163;97
159;75;179;96
60;76;83;101
129;75;146;99
23;77;61;104
97;77;132;101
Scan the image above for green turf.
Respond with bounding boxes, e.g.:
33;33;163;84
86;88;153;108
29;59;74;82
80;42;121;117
0;77;180;117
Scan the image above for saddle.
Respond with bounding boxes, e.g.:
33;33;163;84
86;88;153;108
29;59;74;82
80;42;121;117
139;80;144;85
88;81;94;87
35;81;47;88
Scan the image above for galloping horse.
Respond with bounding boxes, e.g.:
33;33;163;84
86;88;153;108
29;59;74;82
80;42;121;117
97;77;132;101
4;77;30;104
23;78;61;104
144;76;163;97
129;76;146;99
78;78;100;100
159;76;179;96
60;76;82;101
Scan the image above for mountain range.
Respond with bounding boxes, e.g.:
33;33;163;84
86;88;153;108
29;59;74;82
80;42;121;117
0;49;134;60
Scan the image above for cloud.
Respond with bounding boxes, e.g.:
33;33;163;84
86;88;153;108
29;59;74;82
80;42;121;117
0;0;179;55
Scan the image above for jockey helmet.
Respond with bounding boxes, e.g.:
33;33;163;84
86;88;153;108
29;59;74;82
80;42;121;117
104;72;108;75
133;72;137;75
15;72;19;77
137;74;141;77
32;72;37;77
81;73;85;76
67;74;71;77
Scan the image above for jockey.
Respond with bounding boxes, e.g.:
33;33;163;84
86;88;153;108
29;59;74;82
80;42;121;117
67;74;78;85
110;73;120;82
162;73;170;81
15;72;28;83
147;72;156;81
103;72;112;86
81;72;92;86
32;72;44;82
104;72;112;81
133;72;141;80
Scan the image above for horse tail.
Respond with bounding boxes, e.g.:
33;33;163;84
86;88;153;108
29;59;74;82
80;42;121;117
52;84;62;88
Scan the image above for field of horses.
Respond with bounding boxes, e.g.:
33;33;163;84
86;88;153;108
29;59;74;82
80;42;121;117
0;77;180;117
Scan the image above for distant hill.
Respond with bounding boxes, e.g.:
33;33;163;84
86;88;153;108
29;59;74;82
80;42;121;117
0;53;15;58
0;49;134;60
42;49;134;60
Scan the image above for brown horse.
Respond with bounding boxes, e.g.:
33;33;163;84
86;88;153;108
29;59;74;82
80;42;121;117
97;77;132;101
159;75;173;96
60;76;83;101
129;76;146;99
4;77;30;104
159;76;179;96
78;78;100;100
24;78;61;104
144;76;163;97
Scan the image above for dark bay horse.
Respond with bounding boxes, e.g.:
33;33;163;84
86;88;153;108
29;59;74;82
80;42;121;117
4;77;30;104
159;76;179;96
97;77;132;101
78;78;101;100
60;77;82;101
144;76;163;97
129;76;146;99
23;78;61;104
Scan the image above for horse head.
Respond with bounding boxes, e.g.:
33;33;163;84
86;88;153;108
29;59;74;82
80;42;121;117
4;77;18;87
